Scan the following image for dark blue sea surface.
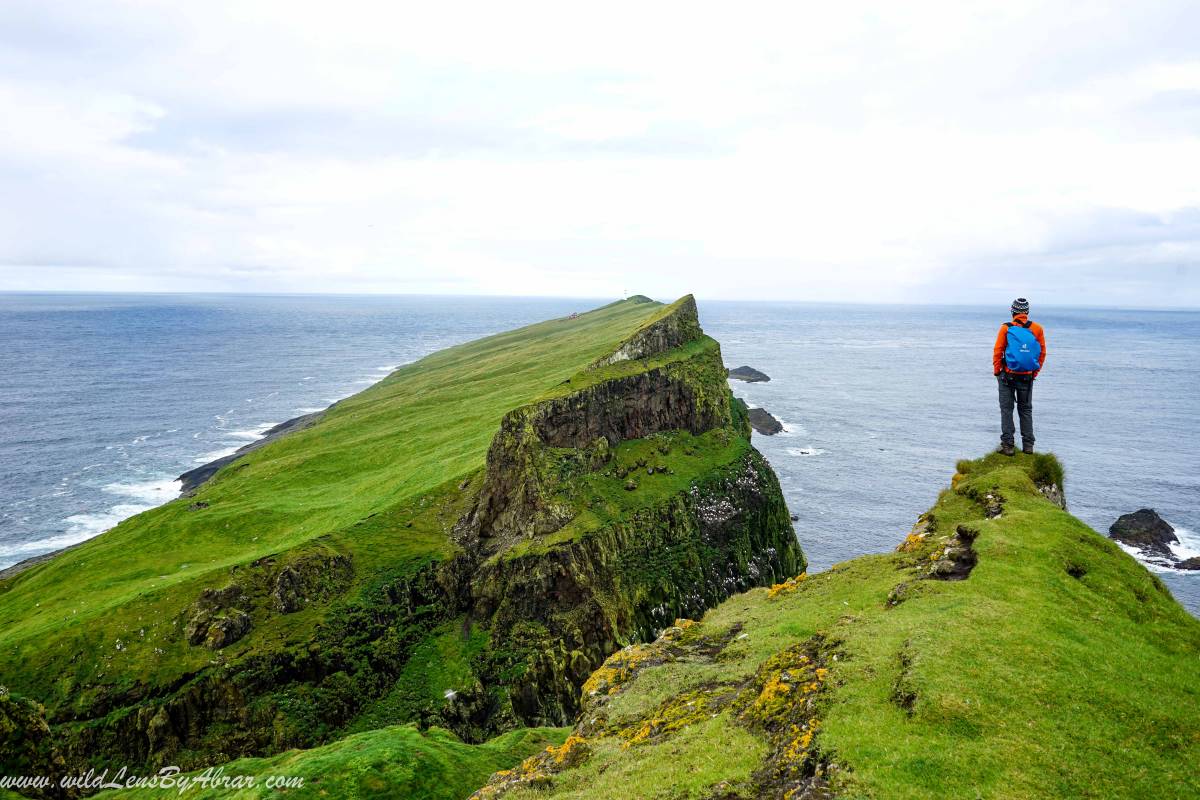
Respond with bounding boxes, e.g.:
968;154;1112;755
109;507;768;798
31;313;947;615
1;294;1197;616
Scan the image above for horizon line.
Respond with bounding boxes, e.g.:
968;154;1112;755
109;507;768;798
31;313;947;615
1;289;1198;313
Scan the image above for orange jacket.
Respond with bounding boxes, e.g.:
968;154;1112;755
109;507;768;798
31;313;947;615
992;314;1047;376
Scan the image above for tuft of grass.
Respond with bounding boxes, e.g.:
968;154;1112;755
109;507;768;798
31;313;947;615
1029;451;1065;488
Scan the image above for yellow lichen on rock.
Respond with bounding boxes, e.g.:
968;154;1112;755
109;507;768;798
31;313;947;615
581;642;658;697
617;686;737;749
768;573;807;599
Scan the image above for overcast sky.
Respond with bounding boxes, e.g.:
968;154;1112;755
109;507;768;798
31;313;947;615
1;1;1198;306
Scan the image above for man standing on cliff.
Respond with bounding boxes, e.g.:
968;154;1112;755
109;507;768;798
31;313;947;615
993;297;1047;456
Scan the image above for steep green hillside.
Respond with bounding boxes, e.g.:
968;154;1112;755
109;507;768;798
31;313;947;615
0;294;802;791
473;453;1200;800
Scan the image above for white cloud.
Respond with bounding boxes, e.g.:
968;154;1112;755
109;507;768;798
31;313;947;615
0;0;1197;305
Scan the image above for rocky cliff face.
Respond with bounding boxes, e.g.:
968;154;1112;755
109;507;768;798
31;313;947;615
452;295;801;730
588;295;704;368
459;296;732;544
469;446;799;728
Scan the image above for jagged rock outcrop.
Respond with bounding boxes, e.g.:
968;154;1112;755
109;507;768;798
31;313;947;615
747;407;783;435
589;295;703;368
184;584;253;648
271;552;354;614
1109;508;1177;557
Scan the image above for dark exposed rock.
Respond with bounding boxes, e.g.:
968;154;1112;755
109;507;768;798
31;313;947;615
927;525;979;581
0;693;75;799
727;365;771;382
1109;509;1177;557
589;295;703;369
187;501;210;511
203;610;252;649
184;584;252;648
1177;557;1200;571
1037;481;1067;510
747;408;783;436
271;553;353;614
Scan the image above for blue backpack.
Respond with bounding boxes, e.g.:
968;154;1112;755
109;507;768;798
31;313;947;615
1004;321;1041;373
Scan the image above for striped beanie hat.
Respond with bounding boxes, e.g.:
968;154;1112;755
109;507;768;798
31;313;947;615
1011;297;1030;315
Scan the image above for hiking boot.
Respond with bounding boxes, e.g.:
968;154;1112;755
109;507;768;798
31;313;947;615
1022;443;1035;455
997;442;1015;457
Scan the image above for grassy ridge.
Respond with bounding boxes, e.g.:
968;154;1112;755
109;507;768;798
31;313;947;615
0;296;667;709
479;453;1200;799
94;725;568;800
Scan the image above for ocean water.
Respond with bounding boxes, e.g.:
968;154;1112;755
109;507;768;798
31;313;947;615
1;294;1197;617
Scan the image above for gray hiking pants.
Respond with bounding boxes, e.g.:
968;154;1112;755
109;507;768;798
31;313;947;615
997;375;1034;448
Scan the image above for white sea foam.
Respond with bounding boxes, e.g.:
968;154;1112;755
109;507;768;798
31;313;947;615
377;364;398;372
0;526;109;560
0;480;181;566
295;407;324;414
1113;541;1176;573
787;447;826;457
1115;523;1200;574
1169;526;1200;562
228;422;281;441
193;446;239;464
102;477;181;504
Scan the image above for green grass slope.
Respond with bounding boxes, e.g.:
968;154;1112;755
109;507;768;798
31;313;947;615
0;296;667;728
94;726;568;800
0;292;804;792
474;453;1200;800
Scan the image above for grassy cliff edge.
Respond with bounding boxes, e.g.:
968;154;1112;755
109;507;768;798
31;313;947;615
471;452;1200;800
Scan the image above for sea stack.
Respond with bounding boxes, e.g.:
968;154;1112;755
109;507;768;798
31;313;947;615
1109;508;1177;557
727;365;771;382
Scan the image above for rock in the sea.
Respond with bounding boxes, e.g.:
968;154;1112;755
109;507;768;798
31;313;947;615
1108;509;1177;557
1177;557;1200;571
747;408;783;436
727;365;770;382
